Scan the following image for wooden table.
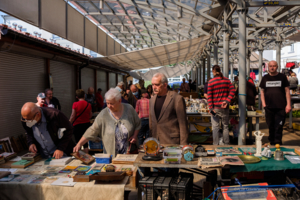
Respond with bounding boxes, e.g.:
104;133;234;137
0;158;137;200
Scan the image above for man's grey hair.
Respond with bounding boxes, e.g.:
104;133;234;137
117;81;124;86
153;73;168;84
105;88;122;101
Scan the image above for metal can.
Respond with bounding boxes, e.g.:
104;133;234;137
182;145;194;161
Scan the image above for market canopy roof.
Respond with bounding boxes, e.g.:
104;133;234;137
1;0;300;71
93;35;210;70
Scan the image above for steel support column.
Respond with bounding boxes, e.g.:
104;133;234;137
207;51;211;80
238;7;247;145
258;48;263;109
230;62;234;81
202;59;206;85
196;66;200;92
276;41;282;72
213;41;219;65
203;59;206;84
230;57;234;82
223;33;230;78
246;49;251;77
190;66;194;81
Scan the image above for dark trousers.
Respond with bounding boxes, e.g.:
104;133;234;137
264;107;286;145
138;118;149;146
73;122;90;148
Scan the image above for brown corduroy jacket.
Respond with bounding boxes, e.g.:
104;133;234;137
149;91;189;145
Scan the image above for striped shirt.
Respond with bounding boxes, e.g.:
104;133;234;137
135;98;149;119
207;76;235;110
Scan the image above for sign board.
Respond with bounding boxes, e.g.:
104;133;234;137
263;1;279;6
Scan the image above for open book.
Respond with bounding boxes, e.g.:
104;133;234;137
198;156;244;169
112;154;138;164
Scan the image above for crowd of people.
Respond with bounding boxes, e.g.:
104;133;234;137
20;73;189;158
20;60;295;159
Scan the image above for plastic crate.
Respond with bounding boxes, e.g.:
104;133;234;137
139;176;157;200
170;176;192;200
153;176;172;200
163;149;182;164
94;154;112;164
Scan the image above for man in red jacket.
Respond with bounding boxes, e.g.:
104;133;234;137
208;65;235;145
95;88;104;111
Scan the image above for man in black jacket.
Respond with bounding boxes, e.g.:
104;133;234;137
45;88;61;110
21;102;74;159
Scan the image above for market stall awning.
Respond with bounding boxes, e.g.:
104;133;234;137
129;63;193;80
92;35;210;70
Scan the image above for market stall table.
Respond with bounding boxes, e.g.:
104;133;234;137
134;145;300;173
0;158;136;200
186;113;264;142
290;96;300;128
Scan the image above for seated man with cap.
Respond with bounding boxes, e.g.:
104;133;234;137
36;93;47;107
21;102;75;159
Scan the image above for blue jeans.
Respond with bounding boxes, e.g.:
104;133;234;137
138;118;149;146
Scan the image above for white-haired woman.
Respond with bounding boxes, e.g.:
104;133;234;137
73;88;141;157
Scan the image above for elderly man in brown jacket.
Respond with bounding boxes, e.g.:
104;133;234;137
149;73;189;145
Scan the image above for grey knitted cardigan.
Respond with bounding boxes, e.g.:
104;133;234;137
83;103;141;158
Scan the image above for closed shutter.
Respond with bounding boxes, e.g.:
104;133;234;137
81;68;94;93
109;72;115;89
50;60;75;118
0;52;46;139
97;70;107;93
118;74;123;83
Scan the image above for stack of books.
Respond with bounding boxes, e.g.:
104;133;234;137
45;157;73;166
11;160;34;168
21;153;42;162
0;152;17;161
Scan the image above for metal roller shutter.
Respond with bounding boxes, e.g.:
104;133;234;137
0;52;46;139
81;68;94;93
97;70;107;93
109;72;116;89
118;74;123;83
50;60;75;118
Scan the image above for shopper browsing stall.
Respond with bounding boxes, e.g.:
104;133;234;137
73;88;141;157
21;102;75;159
207;65;235;145
149;73;188;145
135;89;150;145
69;89;92;154
260;60;291;145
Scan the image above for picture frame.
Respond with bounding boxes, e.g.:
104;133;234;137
0;137;14;153
71;151;95;165
0;142;8;153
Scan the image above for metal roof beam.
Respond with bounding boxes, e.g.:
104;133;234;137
116;0;210;36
